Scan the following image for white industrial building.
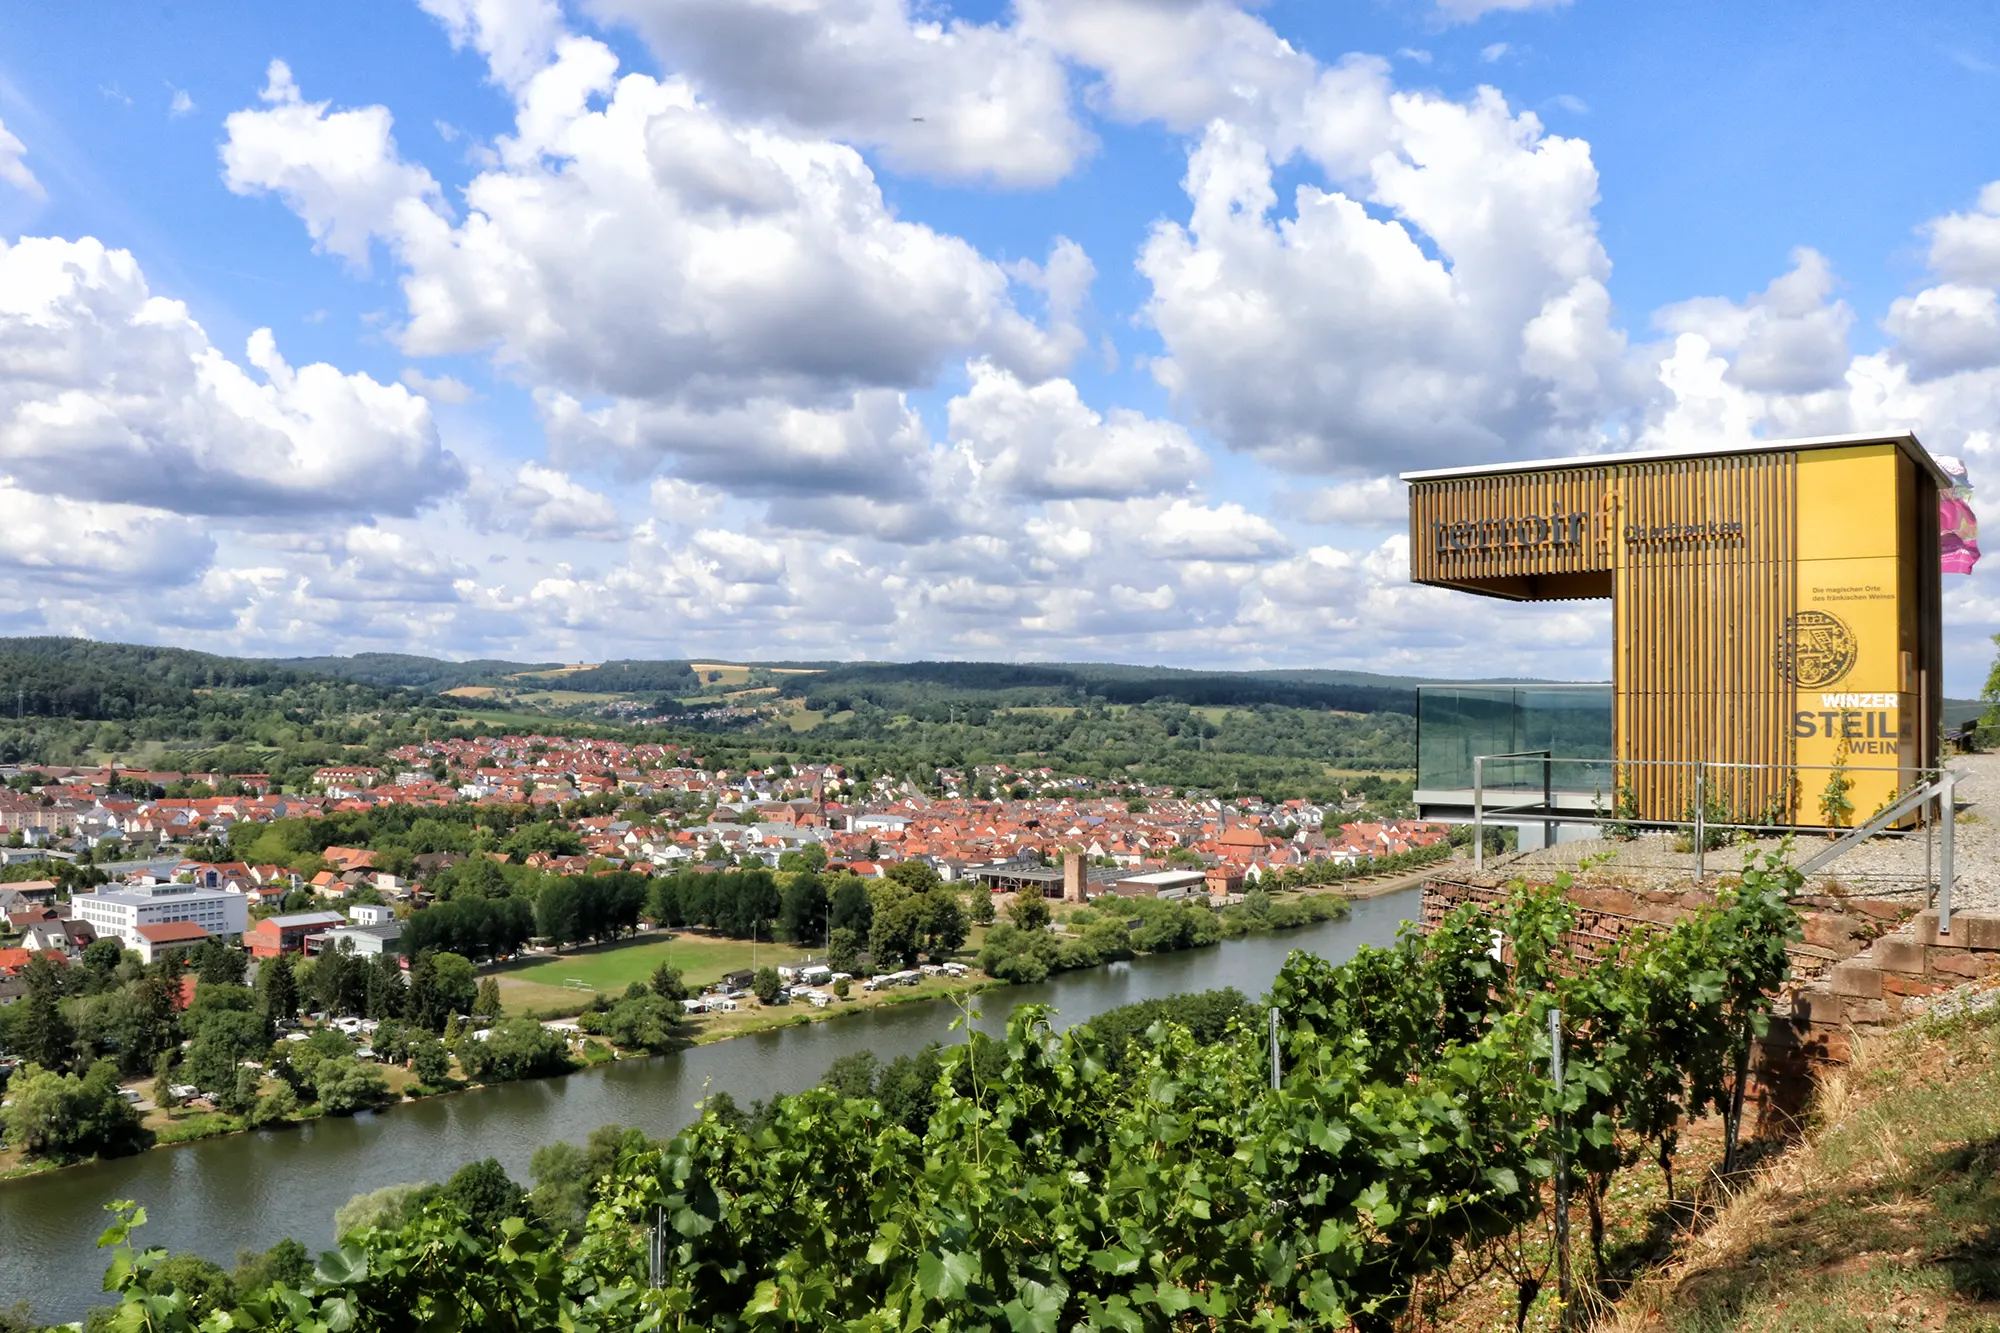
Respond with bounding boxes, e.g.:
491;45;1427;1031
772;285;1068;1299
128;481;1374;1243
71;882;248;950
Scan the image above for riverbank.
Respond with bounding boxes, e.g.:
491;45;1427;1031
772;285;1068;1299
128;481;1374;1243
0;877;1428;1186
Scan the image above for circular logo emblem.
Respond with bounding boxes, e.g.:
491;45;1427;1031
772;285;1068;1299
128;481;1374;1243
1776;610;1858;688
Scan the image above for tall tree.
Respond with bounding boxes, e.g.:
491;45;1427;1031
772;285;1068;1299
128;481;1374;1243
828;875;873;939
194;938;248;986
366;953;406;1021
256;953;299;1022
18;952;75;1071
779;872;828;944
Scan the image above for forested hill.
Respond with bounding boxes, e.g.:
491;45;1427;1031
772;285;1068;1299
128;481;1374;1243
0;637;308;719
274;653;558;692
1;638;1510;712
781;660;1445;716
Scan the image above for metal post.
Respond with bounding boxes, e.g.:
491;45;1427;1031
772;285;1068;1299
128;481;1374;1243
1542;751;1555;854
1549;1007;1572;1323
1927;780;1936;910
1692;765;1706;882
1940;771;1957;936
1269;1006;1282;1091
1473;756;1485;874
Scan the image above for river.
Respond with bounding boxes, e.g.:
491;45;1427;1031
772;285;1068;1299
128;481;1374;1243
2;889;1419;1322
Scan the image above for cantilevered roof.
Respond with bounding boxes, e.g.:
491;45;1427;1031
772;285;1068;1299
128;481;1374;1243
1400;432;1951;490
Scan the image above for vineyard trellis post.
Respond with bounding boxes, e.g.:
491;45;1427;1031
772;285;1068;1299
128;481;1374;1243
1549;1005;1573;1329
1267;1006;1281;1091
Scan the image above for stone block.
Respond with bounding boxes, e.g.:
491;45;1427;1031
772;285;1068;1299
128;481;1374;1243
1931;950;1998;980
1571;888;1637;916
1871;937;1928;976
1802;913;1873;958
1951;913;2000;952
1850;898;1917;923
1879;974;1949;998
1841;996;1889;1024
1828;960;1882;999
1793;987;1849;1025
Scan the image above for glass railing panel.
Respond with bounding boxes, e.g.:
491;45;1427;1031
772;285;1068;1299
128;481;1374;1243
1416;684;1613;794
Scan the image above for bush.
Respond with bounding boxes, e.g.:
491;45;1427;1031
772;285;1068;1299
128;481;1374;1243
233;1237;311;1302
313;1058;392;1116
978;923;1057;984
580;993;684;1053
0;1061;151;1162
247;1082;298;1128
438;1157;527;1233
752;967;784;1005
458;1018;571;1083
409;1037;452;1087
335;1182;437;1238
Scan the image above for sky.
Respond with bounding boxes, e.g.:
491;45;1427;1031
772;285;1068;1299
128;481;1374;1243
0;0;1997;692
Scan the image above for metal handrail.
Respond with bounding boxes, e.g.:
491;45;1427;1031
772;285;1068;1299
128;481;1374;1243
1466;752;1961;930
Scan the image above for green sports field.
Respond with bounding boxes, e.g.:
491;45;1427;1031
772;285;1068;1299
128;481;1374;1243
491;932;818;1015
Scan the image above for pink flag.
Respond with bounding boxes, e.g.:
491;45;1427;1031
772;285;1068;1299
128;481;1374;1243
1937;455;1980;575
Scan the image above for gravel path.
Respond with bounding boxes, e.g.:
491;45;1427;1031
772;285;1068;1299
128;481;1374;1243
1487;752;2000;910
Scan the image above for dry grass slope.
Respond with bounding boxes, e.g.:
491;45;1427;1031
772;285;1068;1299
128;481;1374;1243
1610;993;2000;1332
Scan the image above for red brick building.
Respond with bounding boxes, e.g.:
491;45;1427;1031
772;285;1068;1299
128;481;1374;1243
246;910;346;958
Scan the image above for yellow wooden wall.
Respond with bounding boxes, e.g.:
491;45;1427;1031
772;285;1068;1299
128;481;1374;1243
1610;452;1797;821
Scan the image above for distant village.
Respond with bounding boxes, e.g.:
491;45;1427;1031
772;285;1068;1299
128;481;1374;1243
0;732;1448;978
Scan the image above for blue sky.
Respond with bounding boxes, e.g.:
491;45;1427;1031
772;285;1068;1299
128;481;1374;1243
0;0;1995;692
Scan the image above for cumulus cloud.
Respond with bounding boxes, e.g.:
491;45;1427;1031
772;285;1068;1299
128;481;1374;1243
1655;248;1853;393
401;368;478;402
222;44;1082;408
313;526;475;603
221;61;443;270
1922;181;2000;287
0;485;208;588
0;116;44;199
1130;497;1290;562
417;0;566;92
1139;66;1623;473
539;386;933;498
0;235;464;518
1019;0;1317;137
464;461;625;540
648;475;725;524
946;360;1206;501
1300;475;1405;525
588;0;1091;186
1637;179;2000;471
